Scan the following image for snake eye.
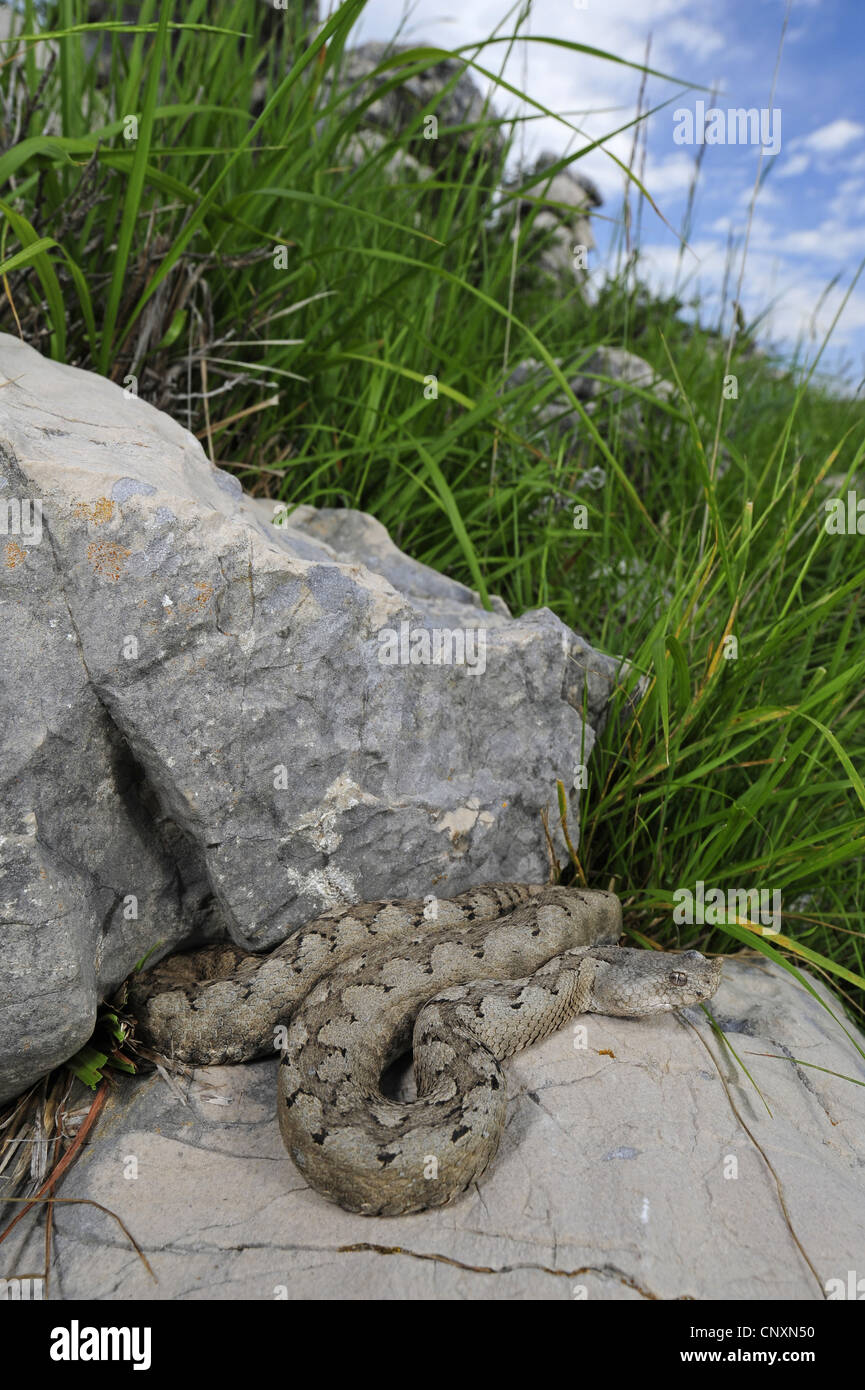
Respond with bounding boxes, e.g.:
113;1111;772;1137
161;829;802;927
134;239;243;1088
669;971;688;986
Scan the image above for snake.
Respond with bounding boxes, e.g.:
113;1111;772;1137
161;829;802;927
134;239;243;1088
129;883;721;1216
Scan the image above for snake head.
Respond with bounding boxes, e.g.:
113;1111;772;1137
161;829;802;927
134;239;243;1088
589;947;722;1016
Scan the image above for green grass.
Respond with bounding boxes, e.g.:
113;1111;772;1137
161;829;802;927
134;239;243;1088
2;0;864;1029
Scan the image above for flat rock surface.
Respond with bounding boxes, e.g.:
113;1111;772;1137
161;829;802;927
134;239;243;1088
4;957;863;1300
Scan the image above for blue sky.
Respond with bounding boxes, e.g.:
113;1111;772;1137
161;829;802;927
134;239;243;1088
349;0;865;392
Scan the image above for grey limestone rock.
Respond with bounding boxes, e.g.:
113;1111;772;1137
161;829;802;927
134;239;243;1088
506;151;603;286
0;333;624;1102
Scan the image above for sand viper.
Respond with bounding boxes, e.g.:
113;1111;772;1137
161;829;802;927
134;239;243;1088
129;883;721;1215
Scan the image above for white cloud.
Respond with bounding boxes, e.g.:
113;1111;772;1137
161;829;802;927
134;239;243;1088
637;236;865;356
800;119;865;154
774;223;865;262
656;17;725;61
639;152;701;196
828;179;865;223
775;152;811;179
357;0;864;374
729;182;780;209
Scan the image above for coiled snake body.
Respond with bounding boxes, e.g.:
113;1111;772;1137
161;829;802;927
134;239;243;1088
130;884;721;1215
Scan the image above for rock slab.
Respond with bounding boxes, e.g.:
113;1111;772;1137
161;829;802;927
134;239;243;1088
2;959;863;1300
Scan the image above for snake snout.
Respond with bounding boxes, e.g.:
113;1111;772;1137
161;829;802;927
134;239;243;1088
587;946;722;1016
674;950;723;1003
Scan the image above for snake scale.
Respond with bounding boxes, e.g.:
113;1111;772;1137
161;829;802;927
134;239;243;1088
129;883;721;1215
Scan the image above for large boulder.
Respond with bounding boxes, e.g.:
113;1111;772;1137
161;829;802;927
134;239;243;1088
507;347;677;472
321;41;503;169
3;956;863;1299
505;151;603;288
0;334;625;1103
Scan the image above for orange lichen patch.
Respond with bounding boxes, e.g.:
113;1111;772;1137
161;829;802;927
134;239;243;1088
73;497;115;525
597;1049;616;1058
4;541;26;568
87;540;129;582
177;582;214;617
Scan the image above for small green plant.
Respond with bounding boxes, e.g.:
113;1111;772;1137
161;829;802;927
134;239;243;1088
66;1006;137;1090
